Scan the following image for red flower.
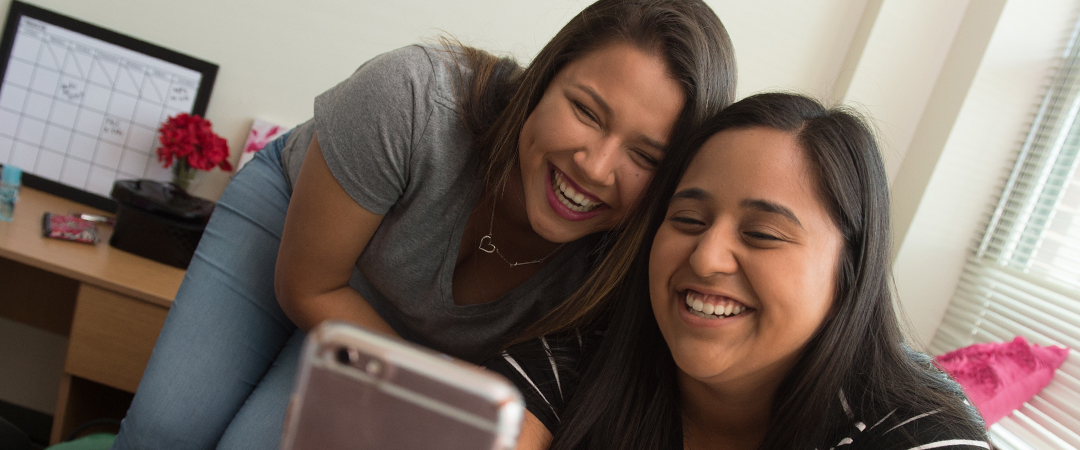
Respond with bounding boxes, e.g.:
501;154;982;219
156;113;232;172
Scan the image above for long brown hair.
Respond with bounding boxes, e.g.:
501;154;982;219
548;93;987;449
451;0;737;343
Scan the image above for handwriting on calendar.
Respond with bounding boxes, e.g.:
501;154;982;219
60;80;82;101
170;86;191;102
0;16;205;197
102;117;124;138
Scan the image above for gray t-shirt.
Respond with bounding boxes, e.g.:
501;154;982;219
280;45;595;363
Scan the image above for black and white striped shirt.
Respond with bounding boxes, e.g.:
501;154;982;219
486;336;989;450
486;331;593;429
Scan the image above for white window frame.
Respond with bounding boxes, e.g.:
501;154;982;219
929;15;1080;450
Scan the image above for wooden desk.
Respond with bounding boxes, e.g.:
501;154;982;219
0;187;185;443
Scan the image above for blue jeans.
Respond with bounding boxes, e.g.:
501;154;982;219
113;133;303;450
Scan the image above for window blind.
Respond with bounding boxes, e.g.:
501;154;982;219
928;14;1080;450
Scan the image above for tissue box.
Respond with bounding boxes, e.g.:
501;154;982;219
109;180;215;269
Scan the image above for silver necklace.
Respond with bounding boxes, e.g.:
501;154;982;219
478;198;564;267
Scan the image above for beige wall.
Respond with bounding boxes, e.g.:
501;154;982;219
0;0;874;200
1;0;1075;413
890;0;1079;346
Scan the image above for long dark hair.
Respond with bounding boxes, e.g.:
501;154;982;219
444;0;737;346
548;93;987;449
459;0;736;196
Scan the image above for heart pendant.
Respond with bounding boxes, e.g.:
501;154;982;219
478;235;497;253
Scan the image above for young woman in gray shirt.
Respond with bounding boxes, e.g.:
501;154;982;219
113;0;736;448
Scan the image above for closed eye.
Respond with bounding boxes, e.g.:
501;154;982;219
573;101;600;125
669;215;707;233
671;216;704;225
744;231;782;241
632;149;660;168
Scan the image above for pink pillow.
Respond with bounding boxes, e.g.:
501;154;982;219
936;336;1069;426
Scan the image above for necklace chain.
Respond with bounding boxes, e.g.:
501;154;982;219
479;198;564;267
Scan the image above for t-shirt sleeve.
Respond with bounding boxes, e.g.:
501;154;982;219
313;45;440;214
484;338;576;433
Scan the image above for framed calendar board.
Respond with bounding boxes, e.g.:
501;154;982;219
0;1;218;211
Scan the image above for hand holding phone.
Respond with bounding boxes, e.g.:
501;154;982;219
280;322;524;450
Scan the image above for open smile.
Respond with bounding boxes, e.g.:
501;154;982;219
683;290;753;320
546;164;606;220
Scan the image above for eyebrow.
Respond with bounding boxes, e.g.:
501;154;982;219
574;83;612;116
671;187;710;202
741;199;803;228
670;189;804;228
573;83;667;152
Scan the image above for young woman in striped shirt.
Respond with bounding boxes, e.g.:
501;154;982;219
489;93;990;450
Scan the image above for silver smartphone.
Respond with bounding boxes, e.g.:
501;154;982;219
279;321;524;450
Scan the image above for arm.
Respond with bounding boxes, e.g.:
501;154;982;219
274;133;397;335
516;411;553;450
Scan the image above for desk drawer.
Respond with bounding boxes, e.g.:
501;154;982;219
65;284;169;393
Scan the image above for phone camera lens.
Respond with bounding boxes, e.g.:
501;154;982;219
336;347;355;365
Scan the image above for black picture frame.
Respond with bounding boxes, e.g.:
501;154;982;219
0;1;218;212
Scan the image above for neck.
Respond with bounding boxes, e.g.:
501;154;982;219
678;370;781;450
485;166;562;260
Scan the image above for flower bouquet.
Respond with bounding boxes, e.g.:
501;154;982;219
156;113;232;191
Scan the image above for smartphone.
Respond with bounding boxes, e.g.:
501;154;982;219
280;321;524;450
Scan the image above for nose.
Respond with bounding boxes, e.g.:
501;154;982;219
573;136;619;186
688;226;739;278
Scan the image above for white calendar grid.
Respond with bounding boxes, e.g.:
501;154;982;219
0;16;203;197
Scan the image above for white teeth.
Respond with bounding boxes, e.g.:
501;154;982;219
564;181;578;199
684;291;748;319
552;170;601;213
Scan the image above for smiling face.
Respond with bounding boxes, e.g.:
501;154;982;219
648;126;844;394
516;41;685;243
